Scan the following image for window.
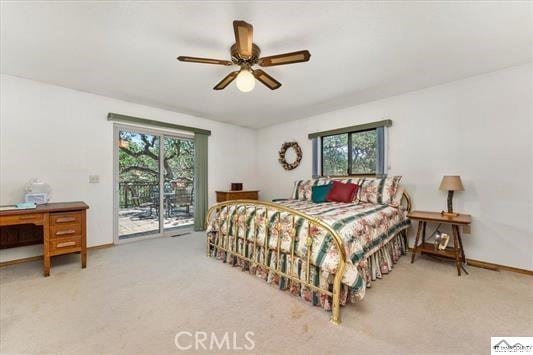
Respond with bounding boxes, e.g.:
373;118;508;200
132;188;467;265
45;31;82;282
322;133;348;176
310;120;390;177
350;129;377;174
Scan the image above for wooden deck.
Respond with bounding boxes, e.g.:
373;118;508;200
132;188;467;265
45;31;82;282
119;207;193;237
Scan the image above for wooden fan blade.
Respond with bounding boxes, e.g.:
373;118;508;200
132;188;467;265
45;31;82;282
233;20;253;59
258;50;311;67
213;71;239;90
253;69;282;90
177;56;233;66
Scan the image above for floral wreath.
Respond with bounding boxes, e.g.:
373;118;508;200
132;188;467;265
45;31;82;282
278;142;302;171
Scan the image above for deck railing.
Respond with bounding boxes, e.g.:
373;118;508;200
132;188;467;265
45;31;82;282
119;182;158;208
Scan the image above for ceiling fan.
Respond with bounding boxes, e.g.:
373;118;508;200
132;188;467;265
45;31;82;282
177;20;311;92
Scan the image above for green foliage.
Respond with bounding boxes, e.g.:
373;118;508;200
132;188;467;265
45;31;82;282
118;131;194;185
164;138;194;185
322;134;348;176
351;130;376;174
322;130;377;175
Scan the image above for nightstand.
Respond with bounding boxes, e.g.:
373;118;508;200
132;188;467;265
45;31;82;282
216;190;259;202
408;210;472;276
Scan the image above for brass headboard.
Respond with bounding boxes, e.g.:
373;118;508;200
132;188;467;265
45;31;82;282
402;191;412;212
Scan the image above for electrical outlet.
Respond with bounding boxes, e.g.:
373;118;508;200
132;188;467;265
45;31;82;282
89;175;100;184
462;225;471;234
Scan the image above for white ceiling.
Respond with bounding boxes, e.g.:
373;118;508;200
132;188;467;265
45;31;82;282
1;1;531;129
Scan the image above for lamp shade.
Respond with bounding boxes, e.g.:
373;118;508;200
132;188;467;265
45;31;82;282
439;176;464;191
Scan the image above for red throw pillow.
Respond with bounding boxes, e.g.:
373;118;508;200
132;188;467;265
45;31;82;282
326;181;359;203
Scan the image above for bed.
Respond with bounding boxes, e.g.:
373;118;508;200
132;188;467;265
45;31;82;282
206;177;412;325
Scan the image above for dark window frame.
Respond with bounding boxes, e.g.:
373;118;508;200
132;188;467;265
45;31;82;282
320;127;381;177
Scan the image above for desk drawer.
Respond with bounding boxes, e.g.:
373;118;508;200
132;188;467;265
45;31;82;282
50;224;81;238
50;236;81;254
0;213;44;226
50;212;82;226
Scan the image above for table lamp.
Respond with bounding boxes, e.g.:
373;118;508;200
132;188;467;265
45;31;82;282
439;176;464;217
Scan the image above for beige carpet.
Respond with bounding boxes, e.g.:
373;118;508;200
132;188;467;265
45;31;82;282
1;233;531;354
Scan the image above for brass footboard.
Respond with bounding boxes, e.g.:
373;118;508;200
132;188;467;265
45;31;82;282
205;200;347;325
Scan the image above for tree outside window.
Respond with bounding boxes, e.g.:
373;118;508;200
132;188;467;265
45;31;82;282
321;129;378;176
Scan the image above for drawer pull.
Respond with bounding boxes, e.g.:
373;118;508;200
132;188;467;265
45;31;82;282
56;241;76;248
55;229;76;236
19;216;37;220
56;217;76;223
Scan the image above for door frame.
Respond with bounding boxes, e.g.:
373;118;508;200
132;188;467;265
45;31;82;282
113;123;194;245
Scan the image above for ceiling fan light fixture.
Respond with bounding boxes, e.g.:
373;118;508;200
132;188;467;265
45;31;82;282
236;69;255;92
177;20;311;91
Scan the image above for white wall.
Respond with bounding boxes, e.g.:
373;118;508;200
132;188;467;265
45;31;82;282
2;65;532;270
256;64;533;270
0;74;257;256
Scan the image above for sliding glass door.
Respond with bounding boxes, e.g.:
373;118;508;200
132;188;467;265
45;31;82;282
114;125;194;242
162;135;195;232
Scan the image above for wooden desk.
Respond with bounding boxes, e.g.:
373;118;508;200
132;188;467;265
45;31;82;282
408;210;471;276
216;190;259;203
0;202;89;276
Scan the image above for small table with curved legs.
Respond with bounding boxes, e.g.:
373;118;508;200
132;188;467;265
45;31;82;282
408;210;472;276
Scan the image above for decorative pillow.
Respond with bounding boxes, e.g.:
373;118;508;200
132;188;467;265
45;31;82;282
326;181;359;203
325;178;363;202
291;178;330;200
291;179;306;199
311;184;332;203
391;185;405;208
358;176;402;205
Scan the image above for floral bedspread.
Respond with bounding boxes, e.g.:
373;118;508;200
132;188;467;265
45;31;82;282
206;200;410;290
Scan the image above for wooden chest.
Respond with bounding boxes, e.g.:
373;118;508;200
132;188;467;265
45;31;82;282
216;190;259;202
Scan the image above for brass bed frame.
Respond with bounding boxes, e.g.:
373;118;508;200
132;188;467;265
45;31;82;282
206;192;412;325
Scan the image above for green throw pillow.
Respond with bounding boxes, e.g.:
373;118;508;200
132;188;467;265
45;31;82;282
311;184;332;203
